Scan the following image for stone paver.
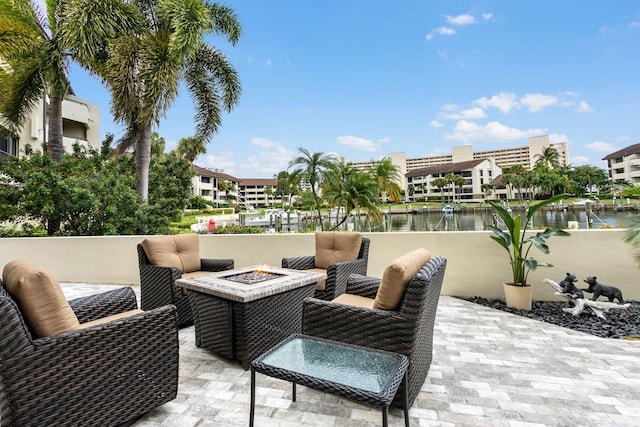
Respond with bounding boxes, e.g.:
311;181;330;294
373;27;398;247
62;284;640;427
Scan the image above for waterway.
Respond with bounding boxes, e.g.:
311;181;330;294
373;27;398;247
363;208;637;232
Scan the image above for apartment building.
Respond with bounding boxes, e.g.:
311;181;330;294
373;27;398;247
0;94;100;159
192;166;277;208
602;143;640;184
406;158;503;202
351;135;568;198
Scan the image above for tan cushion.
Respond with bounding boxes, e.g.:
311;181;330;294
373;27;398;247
373;248;432;310
332;293;375;309
304;268;327;290
2;259;80;337
314;232;363;269
141;234;201;273
79;309;144;329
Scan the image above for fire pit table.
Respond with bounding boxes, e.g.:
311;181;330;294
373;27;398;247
177;266;326;369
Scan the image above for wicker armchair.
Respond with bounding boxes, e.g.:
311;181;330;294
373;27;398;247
302;256;446;408
0;281;179;427
137;243;234;327
282;235;370;300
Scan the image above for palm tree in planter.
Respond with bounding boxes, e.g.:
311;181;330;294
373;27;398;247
487;194;570;310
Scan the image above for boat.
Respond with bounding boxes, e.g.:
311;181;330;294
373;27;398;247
242;209;301;232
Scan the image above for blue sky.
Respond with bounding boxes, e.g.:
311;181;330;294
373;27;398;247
68;1;640;178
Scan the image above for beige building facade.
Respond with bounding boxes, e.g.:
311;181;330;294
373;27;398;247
602;143;640;184
1;94;100;159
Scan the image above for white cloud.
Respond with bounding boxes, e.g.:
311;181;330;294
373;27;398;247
520;93;558;112
482;13;493;21
430;120;443;128
200;150;236;174
336;135;378;152
571;156;589;166
252;137;279;148
549;133;569;144
434;27;456;35
617;135;631;142
473;92;519;113
438;107;486;121
444;120;546;142
377;137;391;143
577;101;591;113
629;21;640;28
445;14;476;26
235;138;295;177
586;141;616;152
265;59;273;67
425;34;434;41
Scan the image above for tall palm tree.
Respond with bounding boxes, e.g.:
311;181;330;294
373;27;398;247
431;177;448;204
369;158;402;202
61;0;242;202
176;136;206;164
323;161;380;230
0;0;71;161
150;131;166;157
288;147;336;230
534;146;560;169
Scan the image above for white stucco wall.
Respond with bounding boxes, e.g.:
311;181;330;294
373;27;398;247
1;230;638;301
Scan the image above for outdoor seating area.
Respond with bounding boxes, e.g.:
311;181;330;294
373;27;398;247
55;282;640;426
2;231;640;426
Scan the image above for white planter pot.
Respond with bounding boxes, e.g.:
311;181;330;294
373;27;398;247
503;282;532;311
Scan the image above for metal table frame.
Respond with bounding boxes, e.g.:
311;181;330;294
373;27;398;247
250;334;410;427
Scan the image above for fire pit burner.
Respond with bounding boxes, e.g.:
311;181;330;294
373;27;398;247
222;270;285;285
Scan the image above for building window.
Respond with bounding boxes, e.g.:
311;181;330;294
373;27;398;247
201;189;211;196
614;168;625;174
201;176;210;183
0;133;19;158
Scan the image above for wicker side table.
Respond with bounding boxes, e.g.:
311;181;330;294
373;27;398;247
250;334;409;427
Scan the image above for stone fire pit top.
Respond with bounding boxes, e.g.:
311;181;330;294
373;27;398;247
176;265;326;303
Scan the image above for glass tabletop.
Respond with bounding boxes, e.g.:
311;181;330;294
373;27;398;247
259;336;402;393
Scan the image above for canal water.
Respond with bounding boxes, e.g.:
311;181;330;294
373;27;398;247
368;208;637;232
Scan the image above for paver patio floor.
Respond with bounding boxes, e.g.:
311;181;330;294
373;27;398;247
62;283;640;427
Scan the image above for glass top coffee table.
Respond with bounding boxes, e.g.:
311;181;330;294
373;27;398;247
250;334;409;427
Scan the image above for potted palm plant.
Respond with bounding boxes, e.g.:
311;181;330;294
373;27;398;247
487;194;570;310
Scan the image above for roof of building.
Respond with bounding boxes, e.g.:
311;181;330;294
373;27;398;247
193;165;239;182
405;159;486;178
602;143;640;161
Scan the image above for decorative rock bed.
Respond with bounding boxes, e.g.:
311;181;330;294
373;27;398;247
463;297;640;339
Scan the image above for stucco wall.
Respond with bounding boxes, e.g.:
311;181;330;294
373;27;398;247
1;230;638;301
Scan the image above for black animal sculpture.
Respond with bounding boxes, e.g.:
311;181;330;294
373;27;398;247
583;276;624;303
559;273;583;299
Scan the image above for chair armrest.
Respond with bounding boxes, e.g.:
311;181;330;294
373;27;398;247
5;306;179;425
201;258;234;272
282;255;315;270
327;258;369;297
69;287;139;323
345;274;380;299
302;298;411;352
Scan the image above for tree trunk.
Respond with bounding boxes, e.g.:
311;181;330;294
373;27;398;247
312;189;324;231
136;126;152;203
47;96;64;162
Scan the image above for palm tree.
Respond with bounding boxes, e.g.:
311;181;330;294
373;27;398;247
534;146;560;169
431;177;448;204
176;136;206;164
61;0;242;202
288;147;336;230
369;158;402;202
323;161;380;230
0;0;71;161
481;183;495;200
150;131;166;157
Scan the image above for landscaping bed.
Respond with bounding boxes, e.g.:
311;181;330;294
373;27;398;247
463;297;640;339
